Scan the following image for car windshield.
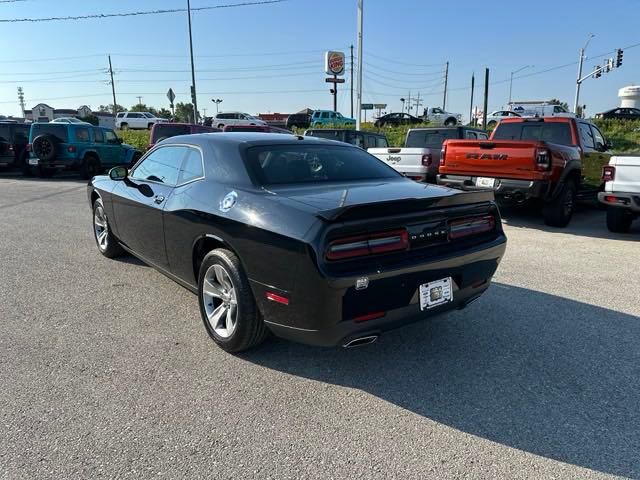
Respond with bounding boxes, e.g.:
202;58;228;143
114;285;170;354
245;144;400;185
406;129;458;148
492;122;574;146
30;124;69;142
152;124;191;142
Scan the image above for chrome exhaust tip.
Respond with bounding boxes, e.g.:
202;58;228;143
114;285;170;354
343;335;379;348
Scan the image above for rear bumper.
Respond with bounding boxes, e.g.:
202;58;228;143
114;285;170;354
253;237;506;347
28;156;81;170
392;164;438;182
437;174;549;201
598;191;640;213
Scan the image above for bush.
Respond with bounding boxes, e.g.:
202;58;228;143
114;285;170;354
119;130;150;151
594;119;640;153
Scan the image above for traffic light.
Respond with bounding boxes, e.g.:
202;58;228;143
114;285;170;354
616;48;624;68
593;66;601;79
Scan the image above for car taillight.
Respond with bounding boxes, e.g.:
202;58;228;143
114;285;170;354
602;165;615;182
440;144;447;166
326;229;409;261
421;153;432;166
535;148;550;171
67;146;76;153
8;144;14;152
449;215;495;240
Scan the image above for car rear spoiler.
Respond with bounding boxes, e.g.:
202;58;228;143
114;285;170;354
315;190;495;222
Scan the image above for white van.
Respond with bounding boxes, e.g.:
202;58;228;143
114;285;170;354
508;103;575;118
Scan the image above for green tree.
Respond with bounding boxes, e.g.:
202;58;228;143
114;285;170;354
174;102;199;123
156;108;172;120
98;104;126;113
130;103;157;115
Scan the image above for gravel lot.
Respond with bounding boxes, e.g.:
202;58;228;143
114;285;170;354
1;176;639;480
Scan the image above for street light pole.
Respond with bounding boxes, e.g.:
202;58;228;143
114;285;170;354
212;99;222;113
187;0;198;123
574;34;594;115
508;65;531;104
355;0;363;129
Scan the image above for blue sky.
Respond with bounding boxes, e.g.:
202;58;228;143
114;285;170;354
0;0;638;120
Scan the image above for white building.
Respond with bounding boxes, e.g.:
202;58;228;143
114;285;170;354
618;85;640;109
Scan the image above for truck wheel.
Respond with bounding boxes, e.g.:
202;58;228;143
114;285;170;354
543;181;576;228
148;123;154;130
444;118;457;126
80;155;101;180
606;207;633;233
120;123;129;131
198;249;269;353
218;124;225;129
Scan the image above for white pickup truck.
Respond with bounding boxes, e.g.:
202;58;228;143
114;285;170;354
368;126;488;183
598;156;640;233
424;107;463;126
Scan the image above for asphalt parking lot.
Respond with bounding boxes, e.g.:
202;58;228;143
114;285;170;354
1;175;639;480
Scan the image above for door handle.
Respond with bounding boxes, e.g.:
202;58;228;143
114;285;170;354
154;195;165;204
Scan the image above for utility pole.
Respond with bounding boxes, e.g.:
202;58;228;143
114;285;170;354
355;0;363;129
187;0;198;123
407;91;411;114
482;68;489;129
108;55;117;116
469;73;474;127
136;96;143;106
443;61;449;109
17;87;25;118
414;92;422;117
400;97;405;113
332;75;338;112
350;44;354;118
574;34;594;115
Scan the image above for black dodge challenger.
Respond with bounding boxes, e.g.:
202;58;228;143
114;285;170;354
88;133;507;352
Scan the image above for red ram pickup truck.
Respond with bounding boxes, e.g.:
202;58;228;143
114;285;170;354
437;117;612;227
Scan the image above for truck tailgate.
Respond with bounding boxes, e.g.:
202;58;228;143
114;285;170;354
440;139;543;179
610;156;640;193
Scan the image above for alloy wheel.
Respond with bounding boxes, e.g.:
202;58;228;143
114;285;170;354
93;205;109;250
202;264;238;338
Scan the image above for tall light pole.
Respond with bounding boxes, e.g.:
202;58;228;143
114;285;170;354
212;98;223;113
508;65;532;104
187;0;198;123
574;33;594;115
355;0;363;129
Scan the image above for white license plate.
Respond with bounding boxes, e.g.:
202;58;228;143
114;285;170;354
28;159;39;166
475;177;495;188
419;277;453;310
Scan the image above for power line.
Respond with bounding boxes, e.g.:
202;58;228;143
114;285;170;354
366;52;444;67
118;60;319;73
0;0;286;23
363;61;445;76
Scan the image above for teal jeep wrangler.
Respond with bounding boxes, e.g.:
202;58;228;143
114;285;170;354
28;123;141;179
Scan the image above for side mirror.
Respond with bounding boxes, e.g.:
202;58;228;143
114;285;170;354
604;140;613;151
109;166;128;181
117;138;124;144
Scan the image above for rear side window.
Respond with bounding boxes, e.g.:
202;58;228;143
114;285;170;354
406;129;458;148
75;127;90;142
245;145;400;185
492;122;573;146
306;130;343;141
31;124;69;142
178;148;204;184
578;123;595;149
375;136;388;148
93;128;104;143
13;125;29;143
0;125;9;141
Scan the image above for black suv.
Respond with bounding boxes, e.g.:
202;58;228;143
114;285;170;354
0;122;30;174
286;113;312;130
303;129;389;149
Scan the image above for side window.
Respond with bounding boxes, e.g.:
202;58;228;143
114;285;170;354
130;146;183;186
116;112;125;118
104;130;118;144
591;125;605;149
553;106;564;113
465;131;478;139
376;136;389;148
329;112;336;119
321;112;330;119
477;132;489;140
93;128;104;143
178;147;204;184
578;123;595;149
129;113;143;119
75;127;90;142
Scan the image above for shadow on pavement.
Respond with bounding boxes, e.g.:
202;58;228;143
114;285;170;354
242;283;640;478
499;203;640;240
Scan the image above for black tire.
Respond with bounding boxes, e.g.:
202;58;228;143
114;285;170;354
606;207;633;233
37;166;55;178
543;180;577;227
444;118;457;126
32;134;57;162
80;154;101;180
487;120;497;128
198;249;268;353
92;198;124;258
217;124;225;129
120;123;129;131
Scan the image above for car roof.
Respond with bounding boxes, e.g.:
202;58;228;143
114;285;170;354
161;132;352;147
